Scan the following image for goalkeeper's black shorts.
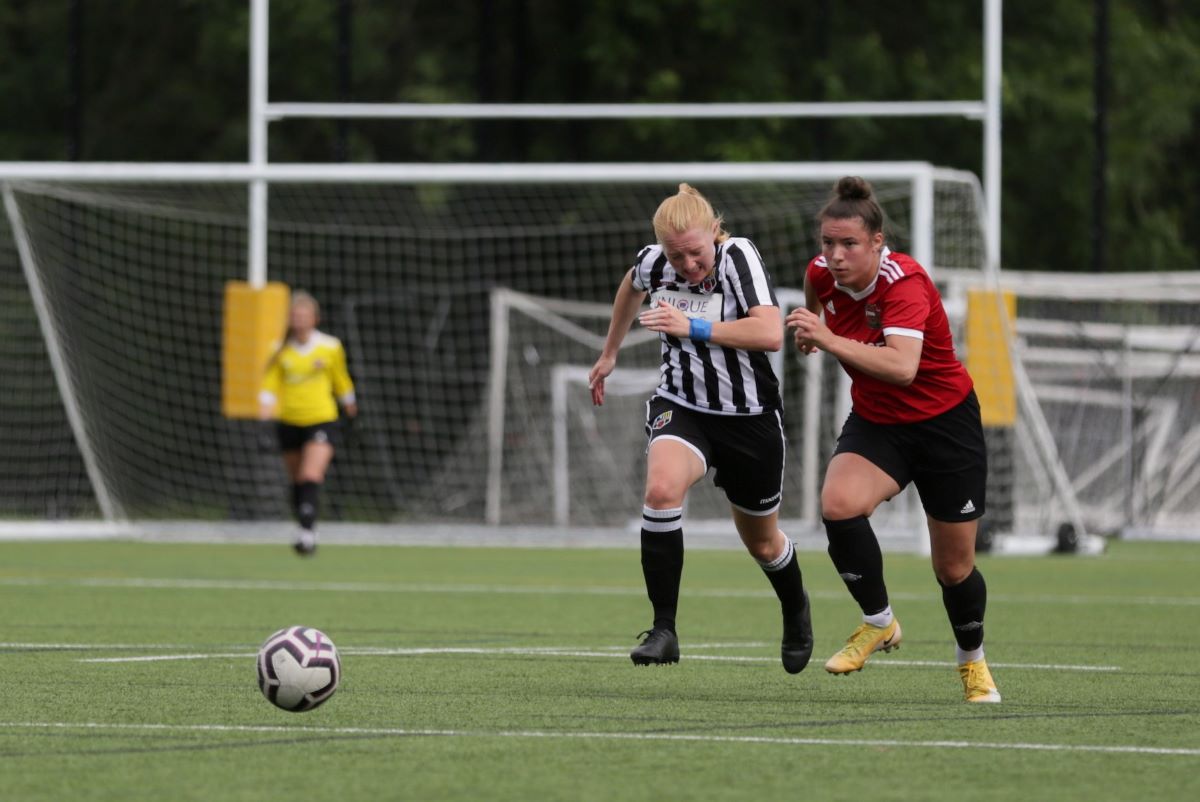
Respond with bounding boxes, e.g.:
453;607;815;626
276;420;342;452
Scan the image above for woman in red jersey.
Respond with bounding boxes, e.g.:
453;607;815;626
785;177;1000;703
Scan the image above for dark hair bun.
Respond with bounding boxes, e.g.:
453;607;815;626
835;176;874;202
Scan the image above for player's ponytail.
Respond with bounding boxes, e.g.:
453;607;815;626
818;176;886;236
653;183;731;245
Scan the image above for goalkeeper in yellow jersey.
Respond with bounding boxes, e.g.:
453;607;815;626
259;291;357;555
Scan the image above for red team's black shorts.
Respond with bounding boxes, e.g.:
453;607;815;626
833;390;987;522
644;396;785;515
276;420;341;453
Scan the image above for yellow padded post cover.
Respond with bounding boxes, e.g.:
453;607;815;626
222;281;290;419
965;288;1017;427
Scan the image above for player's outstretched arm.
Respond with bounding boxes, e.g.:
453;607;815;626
589;271;647;406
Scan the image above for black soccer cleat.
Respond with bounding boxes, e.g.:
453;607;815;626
630;628;680;666
780;589;814;674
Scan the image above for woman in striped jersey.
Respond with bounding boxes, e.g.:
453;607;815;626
588;184;813;674
259;291;357;556
787;176;1000;703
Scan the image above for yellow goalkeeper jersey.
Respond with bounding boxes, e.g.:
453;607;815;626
259;331;356;426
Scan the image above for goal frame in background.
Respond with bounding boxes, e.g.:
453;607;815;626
0;160;989;524
4;165;1195;545
0;162;995;529
939;267;1200;541
495;287;825;531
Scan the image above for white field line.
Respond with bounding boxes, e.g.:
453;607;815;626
1;642;223;651
62;644;1121;672
81;653;252;663
0;721;1196;758
1;576;1198;608
0;640;766;652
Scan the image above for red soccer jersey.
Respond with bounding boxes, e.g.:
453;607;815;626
806;247;973;424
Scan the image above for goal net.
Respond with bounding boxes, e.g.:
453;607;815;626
5;166;1187;546
939;268;1200;541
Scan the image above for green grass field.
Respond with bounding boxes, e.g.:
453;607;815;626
2;537;1198;801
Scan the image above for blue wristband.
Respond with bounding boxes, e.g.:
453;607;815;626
689;318;713;342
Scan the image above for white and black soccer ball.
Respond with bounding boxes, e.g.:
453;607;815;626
256;626;341;712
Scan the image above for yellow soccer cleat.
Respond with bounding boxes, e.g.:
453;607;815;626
824;618;902;674
958;658;1002;703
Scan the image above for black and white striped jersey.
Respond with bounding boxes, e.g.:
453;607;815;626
629;237;781;415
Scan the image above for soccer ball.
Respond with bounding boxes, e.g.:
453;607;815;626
256;626;341;712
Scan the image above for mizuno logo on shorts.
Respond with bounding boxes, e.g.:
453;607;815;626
650;411;673;430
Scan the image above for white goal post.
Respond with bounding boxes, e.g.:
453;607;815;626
492;287;820;530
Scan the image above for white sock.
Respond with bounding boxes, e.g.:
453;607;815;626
956;645;984;665
863;606;894;628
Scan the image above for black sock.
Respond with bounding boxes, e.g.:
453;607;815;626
760;538;805;615
290;484;302;519
940;567;987;651
641;506;684;633
296;481;320;531
824;515;889;615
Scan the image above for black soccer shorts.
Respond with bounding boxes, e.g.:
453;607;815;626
644;396;785;515
832;390;987;522
276;420;342;453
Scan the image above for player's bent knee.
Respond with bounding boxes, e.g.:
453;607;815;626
933;560;974;587
644;482;687;511
820;491;876;521
743;538;778;563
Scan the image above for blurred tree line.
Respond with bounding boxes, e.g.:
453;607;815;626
1;0;1197;272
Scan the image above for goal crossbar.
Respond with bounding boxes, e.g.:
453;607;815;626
0;161;970;185
264;101;988;121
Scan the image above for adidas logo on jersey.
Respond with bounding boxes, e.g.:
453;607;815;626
825;300;835;315
960;499;976;514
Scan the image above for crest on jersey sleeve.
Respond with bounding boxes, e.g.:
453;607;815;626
865;303;882;329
